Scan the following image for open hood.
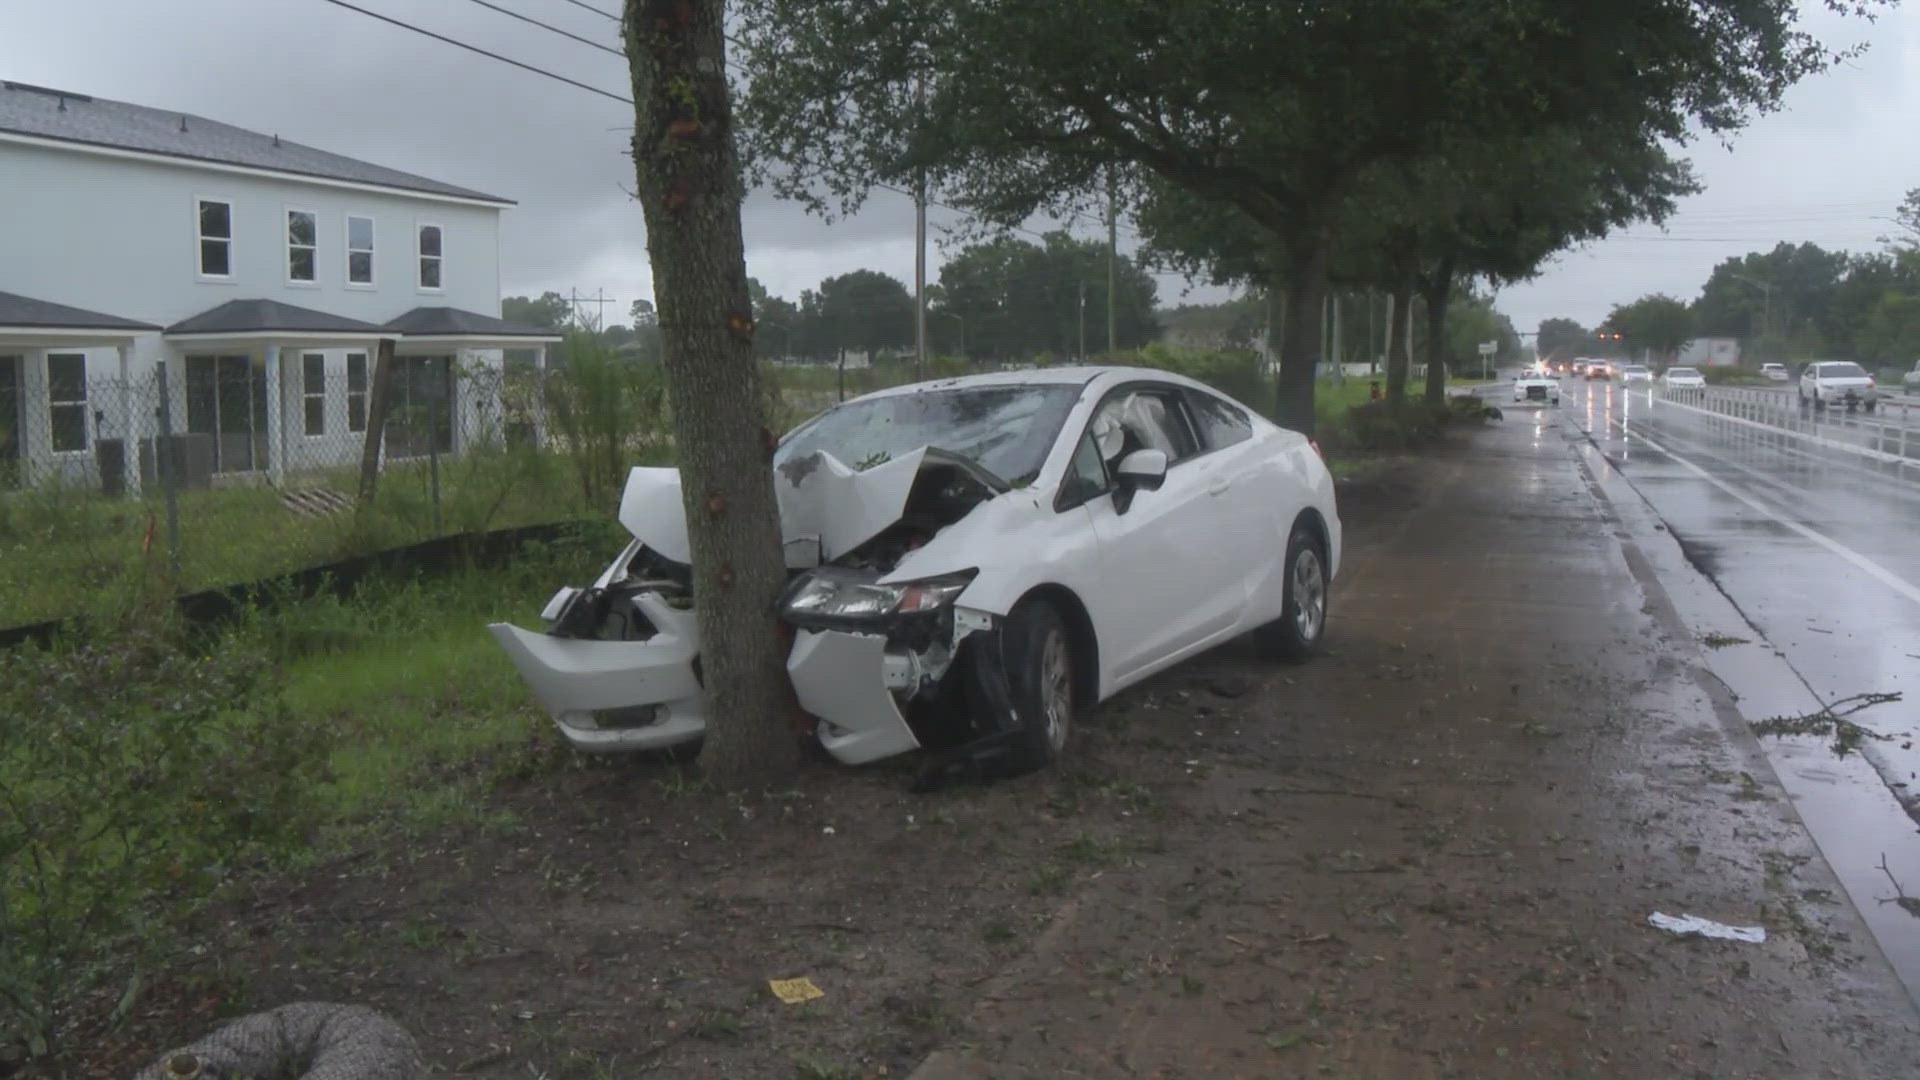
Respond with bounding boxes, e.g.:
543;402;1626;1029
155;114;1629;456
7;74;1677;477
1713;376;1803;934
618;447;1006;569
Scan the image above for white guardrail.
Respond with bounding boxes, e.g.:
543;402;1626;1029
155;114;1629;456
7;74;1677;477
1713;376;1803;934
1647;383;1920;478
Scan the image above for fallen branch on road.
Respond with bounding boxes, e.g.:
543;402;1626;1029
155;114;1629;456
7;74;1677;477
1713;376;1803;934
1750;692;1903;758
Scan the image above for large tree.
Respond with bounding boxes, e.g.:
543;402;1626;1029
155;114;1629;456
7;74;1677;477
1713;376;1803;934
622;0;798;787
738;0;1881;432
1537;318;1590;366
813;269;915;361
1604;294;1695;363
502;291;573;329
933;231;1158;360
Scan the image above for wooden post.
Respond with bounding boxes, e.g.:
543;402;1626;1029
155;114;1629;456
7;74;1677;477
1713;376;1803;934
356;337;397;508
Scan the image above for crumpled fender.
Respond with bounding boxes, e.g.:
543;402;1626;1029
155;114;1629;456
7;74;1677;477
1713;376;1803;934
617;448;935;567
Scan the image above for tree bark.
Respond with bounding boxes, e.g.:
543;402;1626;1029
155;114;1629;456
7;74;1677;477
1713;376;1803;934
625;0;801;788
1385;280;1414;404
354;337;397;509
1420;256;1457;405
1273;233;1329;434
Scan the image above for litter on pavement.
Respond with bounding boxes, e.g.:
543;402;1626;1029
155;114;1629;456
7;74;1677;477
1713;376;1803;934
769;977;826;1004
1648;912;1767;942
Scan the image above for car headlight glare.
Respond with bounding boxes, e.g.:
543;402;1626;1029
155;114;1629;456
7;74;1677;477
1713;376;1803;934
783;569;976;620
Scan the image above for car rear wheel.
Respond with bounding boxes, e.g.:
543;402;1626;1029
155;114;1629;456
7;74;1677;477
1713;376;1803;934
997;598;1073;772
1256;525;1328;662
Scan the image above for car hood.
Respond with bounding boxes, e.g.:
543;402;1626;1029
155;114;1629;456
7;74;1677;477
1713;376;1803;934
618;447;1009;569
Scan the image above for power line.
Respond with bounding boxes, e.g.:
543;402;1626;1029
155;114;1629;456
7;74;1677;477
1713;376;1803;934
314;0;631;104
455;0;622;57
550;0;621;21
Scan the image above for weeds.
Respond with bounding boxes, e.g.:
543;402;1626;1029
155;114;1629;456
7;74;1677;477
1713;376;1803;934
1701;632;1751;649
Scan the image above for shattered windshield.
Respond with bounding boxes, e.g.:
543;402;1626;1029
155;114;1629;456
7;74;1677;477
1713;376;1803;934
776;384;1080;487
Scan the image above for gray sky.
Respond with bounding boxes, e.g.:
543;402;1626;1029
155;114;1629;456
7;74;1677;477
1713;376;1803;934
5;0;1916;337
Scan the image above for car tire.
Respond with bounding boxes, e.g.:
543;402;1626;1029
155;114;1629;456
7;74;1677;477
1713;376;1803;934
1256;524;1329;663
1865;401;1877;413
997;598;1074;772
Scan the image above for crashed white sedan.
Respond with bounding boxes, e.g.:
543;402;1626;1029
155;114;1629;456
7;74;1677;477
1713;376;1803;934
490;366;1341;774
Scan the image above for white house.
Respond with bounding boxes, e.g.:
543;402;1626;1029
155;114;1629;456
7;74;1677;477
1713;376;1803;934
0;79;559;493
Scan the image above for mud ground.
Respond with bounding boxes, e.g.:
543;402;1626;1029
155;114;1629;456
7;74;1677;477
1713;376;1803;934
68;422;1920;1078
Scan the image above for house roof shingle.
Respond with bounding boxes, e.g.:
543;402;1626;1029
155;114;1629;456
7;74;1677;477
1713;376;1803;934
385;306;560;338
0;80;512;205
0;289;158;331
165;299;388;336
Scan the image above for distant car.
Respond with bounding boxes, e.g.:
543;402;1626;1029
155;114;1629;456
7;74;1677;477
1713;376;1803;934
1584;361;1609;380
1661;366;1705;389
1903;360;1920;391
1512;371;1561;405
1759;362;1790;382
1799;361;1877;412
1618;364;1653;384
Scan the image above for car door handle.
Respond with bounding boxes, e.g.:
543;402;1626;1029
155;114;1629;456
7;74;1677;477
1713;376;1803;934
1207;476;1230;496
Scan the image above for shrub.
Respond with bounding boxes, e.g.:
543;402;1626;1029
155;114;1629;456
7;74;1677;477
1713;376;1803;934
1342;399;1448;449
0;625;327;1058
1701;366;1769;386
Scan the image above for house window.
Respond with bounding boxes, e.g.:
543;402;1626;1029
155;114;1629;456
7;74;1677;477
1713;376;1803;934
47;353;88;452
287;210;317;282
346;352;368;432
197;199;232;277
347;215;375;285
418;224;442;290
302;353;326;436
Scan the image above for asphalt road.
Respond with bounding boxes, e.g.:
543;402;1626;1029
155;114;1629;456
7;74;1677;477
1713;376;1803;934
1552;377;1920;1001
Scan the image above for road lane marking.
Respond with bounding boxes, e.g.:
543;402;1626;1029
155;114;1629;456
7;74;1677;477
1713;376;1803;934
1624;427;1920;608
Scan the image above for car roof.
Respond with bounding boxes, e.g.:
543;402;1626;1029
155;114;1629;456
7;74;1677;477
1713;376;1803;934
844;364;1219;404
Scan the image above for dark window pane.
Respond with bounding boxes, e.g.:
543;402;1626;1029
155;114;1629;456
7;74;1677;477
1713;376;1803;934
47;355;86;402
346;353;368;391
289;247;314;281
288;210;315;246
348;394;366;432
1058;432;1109;507
347;215;373;250
348;251;372;284
303;354;325;393
51;404;86;452
304;395;325;436
201;239;229;276
199;200;230;239
1186;391;1253;450
420;258;441;289
418;225;441;257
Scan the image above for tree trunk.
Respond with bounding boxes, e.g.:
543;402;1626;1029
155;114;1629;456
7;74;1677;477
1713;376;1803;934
1273;234;1328;434
1385;281;1414;404
354;337;397;509
624;0;801;788
1420;257;1457;405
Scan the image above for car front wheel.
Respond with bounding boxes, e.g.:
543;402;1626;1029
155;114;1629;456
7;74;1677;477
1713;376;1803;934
1256;525;1328;662
996;597;1073;772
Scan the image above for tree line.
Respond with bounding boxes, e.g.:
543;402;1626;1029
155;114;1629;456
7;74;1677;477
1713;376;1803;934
1540;188;1920;367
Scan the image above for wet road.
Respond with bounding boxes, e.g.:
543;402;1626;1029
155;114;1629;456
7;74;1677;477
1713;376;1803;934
1554;377;1920;1001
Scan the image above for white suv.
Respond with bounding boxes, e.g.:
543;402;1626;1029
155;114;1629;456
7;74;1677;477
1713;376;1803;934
1799;361;1877;412
1759;363;1789;382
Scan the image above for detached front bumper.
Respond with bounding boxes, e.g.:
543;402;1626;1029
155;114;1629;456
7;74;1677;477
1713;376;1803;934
489;601;928;766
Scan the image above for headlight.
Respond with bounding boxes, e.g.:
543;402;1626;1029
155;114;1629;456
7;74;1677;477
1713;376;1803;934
782;568;976;621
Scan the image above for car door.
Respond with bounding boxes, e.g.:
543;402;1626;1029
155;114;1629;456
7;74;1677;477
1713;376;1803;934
1066;383;1240;681
1180;387;1273;625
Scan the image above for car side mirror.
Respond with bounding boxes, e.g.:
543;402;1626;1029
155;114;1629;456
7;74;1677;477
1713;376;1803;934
1115;448;1168;492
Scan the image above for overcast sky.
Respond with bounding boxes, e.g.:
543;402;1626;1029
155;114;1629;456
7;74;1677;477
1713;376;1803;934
5;0;1917;339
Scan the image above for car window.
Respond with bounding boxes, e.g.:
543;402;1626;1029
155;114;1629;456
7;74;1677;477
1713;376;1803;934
1057;430;1110;508
775;384;1079;487
1822;362;1868;378
1089;387;1200;467
1184;389;1254;451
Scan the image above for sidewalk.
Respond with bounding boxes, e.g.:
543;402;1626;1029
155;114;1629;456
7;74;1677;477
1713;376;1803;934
913;413;1920;1078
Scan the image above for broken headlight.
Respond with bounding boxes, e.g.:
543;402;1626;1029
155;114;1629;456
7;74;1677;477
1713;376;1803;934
782;568;977;623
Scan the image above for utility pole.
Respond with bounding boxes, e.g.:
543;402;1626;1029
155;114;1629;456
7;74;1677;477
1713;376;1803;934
912;73;928;380
1077;281;1086;363
1105;167;1118;356
567;287;613;332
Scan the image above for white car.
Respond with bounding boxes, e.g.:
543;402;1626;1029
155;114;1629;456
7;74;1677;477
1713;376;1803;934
1759;362;1790;382
1512;371;1560;405
489;367;1341;774
1617;364;1653;384
1799;361;1878;411
1661;366;1706;389
1901;359;1920;391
